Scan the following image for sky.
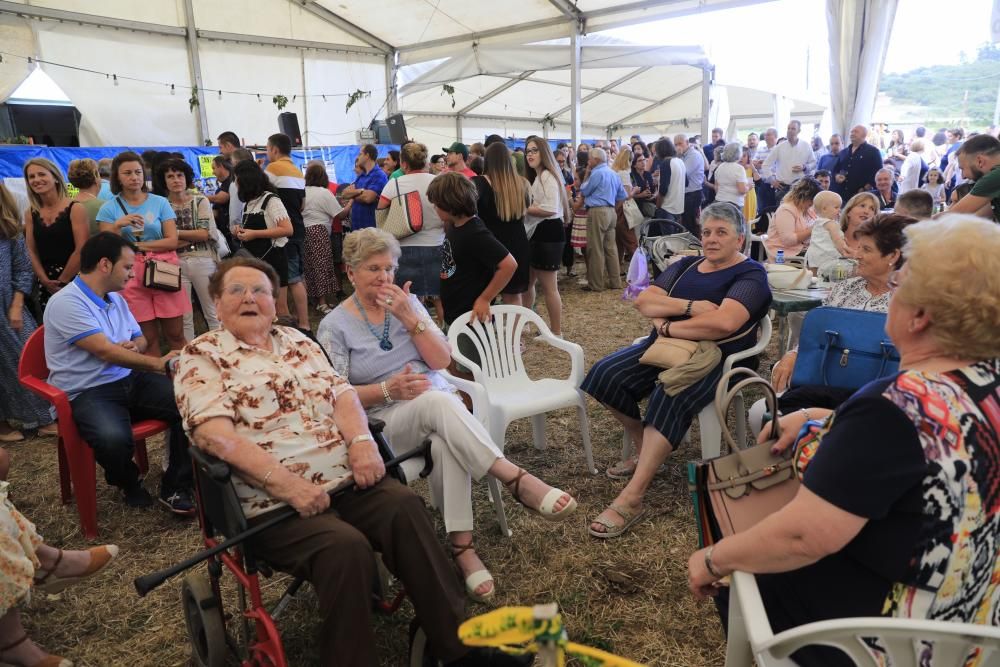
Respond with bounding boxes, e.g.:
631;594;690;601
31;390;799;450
603;0;995;94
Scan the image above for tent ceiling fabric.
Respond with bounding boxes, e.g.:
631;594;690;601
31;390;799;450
0;14;34;103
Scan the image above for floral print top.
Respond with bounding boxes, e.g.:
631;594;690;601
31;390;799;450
175;326;356;518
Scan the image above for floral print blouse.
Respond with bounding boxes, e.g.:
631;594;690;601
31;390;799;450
175;326;356;518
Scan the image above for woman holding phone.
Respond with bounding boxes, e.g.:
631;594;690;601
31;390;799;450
97;151;189;354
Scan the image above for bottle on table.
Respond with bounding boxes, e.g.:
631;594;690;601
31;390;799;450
775;249;785;265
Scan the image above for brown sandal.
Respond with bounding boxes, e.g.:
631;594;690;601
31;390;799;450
450;541;494;603
503;468;577;522
32;545;119;595
0;634;73;667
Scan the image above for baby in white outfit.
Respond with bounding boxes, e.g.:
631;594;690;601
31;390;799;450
805;190;850;271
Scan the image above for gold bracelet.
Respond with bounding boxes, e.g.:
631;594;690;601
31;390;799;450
261;464;280;490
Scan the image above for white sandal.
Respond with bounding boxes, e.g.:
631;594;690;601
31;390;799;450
451;542;495;603
504;468;577;522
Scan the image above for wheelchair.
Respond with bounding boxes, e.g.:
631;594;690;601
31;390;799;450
177;420;436;666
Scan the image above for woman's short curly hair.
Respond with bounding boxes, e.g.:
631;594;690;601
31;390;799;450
67;158;100;189
342;228;401;269
896;215;1000;360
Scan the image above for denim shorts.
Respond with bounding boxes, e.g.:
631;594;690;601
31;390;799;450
395;245;442;297
285;237;305;284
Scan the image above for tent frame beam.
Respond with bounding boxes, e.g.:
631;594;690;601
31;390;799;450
547;0;582;21
295;0;393;52
548;66;651;118
0;1;385;56
456;70;536;116
608;80;703;128
182;0;210;145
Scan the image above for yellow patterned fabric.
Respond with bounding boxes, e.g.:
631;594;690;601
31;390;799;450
0;483;42;615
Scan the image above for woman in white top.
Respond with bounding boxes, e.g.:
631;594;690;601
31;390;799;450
376;142;446;324
713;142;750;208
523;136;571;336
303;161;348;313
897;139;925;194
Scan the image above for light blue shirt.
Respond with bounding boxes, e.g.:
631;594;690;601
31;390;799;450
95;193;175;242
43;276;141;400
681;148;705;192
98;180;113;200
579;163;627;208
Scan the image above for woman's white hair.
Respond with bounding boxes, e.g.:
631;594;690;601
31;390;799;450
720;142;742;163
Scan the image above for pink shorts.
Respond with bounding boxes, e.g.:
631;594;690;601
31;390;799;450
123;251;191;322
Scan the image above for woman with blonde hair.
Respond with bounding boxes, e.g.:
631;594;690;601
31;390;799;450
22;158;89;311
66;158;106;236
0;184;55;441
523;136;570;336
764;177;821;260
839;191;879;254
689;216;1000;666
474;143;530;302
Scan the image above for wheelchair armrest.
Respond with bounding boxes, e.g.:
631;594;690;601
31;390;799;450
368;418;385;435
190;447;233;483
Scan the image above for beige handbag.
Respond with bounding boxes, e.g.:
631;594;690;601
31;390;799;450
766;262;812;289
143;259;182;292
639;337;699;368
375;178;423;240
688;368;800;546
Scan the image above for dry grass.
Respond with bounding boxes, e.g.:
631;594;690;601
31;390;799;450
7;274;775;666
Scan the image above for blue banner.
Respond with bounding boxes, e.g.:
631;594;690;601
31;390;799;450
0;144;401;187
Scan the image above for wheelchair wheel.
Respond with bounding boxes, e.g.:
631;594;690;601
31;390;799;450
408;621;444;667
181;572;228;667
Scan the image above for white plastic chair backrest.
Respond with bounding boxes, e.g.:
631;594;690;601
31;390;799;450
448;305;551;387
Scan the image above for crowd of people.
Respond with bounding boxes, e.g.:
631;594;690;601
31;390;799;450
0;119;997;666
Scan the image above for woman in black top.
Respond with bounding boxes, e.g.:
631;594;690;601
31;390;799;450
22;158;89;310
207;156;234;247
473;143;530;301
631;151;656;218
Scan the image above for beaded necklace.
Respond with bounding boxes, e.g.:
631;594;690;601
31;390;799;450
352;293;393;351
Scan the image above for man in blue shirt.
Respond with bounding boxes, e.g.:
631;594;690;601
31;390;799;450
816;133;842;173
43;233;194;514
341;144;388;230
832;124;884;198
674;134;705;235
574;148;627;291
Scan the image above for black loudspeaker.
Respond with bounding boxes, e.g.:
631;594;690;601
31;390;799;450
386;113;408;144
369;120;392;144
277;112;302;146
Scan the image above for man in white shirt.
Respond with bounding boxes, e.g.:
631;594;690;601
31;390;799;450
761;120;816;202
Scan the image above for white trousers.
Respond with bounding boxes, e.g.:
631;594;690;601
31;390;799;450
380;390;503;533
180;254;219;342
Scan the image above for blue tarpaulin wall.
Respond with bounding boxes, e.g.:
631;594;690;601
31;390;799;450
0;144;400;187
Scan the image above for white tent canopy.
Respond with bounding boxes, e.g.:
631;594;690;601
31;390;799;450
0;0;894;147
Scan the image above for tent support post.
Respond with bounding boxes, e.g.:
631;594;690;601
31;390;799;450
385;51;399;116
455;116;462;142
700;66;712;146
182;0;209;145
569;23;582;149
300;50;309;149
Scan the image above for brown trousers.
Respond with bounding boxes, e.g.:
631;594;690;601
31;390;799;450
615;203;638;265
248;478;466;666
585;205;622;290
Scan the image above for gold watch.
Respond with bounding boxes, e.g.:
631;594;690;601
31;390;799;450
410;320;428;336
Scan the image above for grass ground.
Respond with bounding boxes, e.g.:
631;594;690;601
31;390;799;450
8;270;775;666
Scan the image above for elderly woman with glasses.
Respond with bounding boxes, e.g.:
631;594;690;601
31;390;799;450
316;228;576;604
688;216;1000;667
583;202;772;538
176;256;535;667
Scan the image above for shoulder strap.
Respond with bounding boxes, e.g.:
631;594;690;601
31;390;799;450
665;257;705;296
115;196;129;216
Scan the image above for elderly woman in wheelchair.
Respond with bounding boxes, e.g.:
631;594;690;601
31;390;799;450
316;228;576;604
686;217;1000;667
174;255;531;667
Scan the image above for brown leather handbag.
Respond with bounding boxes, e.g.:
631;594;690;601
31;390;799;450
688;368;800;547
143;259;182;292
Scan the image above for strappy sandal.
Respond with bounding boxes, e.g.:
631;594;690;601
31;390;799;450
503;469;577;522
450;541;494;603
0;634;73;667
33;545;119;595
588;503;647;539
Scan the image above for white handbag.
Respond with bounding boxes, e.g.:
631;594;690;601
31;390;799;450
766;263;812;289
623;198;645;229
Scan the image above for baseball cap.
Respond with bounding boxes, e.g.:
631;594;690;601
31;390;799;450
443;141;469;159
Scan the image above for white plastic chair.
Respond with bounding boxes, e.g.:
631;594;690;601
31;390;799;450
439;305;596;538
621;315;772;461
725;570;1000;667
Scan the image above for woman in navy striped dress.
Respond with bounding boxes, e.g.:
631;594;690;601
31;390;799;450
584;202;772;539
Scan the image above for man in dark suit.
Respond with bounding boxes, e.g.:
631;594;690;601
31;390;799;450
832;124;883;198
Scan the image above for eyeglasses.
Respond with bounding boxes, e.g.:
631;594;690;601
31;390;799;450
525;148;540;155
223;283;273;298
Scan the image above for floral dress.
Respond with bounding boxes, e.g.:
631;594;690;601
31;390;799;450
0;483;43;616
0;237;52;429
